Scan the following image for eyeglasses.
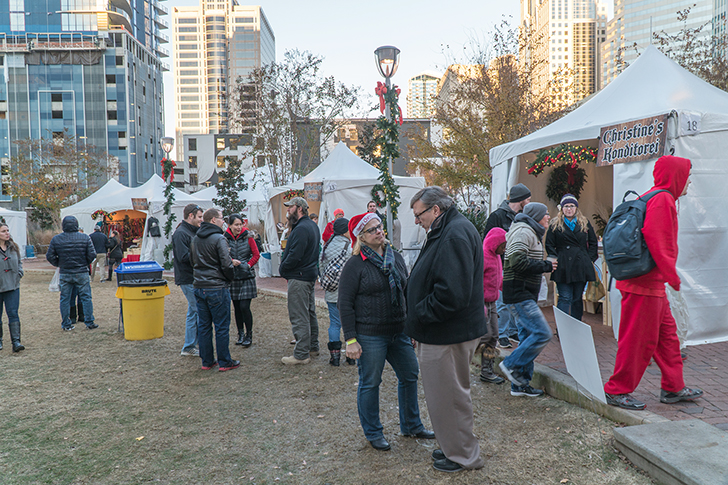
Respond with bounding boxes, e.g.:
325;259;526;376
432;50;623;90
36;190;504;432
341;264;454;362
414;205;434;219
362;224;384;235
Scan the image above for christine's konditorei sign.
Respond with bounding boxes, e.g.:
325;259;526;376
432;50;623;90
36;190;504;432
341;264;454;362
597;114;668;167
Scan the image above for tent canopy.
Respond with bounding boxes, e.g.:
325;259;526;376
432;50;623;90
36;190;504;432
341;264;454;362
488;45;728;347
194;166;272;224
0;208;27;254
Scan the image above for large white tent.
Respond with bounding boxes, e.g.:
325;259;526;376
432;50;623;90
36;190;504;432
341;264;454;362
0;208;27;256
265;142;426;255
489;45;728;346
194;166;272;225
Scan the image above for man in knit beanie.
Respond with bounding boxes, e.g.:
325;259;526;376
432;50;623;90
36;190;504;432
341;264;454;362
499;202;555;397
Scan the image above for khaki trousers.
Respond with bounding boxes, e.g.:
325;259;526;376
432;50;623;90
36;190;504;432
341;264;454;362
90;253;107;281
418;338;484;469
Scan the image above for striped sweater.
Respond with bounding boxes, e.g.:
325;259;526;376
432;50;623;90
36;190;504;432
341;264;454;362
502;221;553;304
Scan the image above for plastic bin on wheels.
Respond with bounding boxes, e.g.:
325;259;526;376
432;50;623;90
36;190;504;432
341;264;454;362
114;261;170;341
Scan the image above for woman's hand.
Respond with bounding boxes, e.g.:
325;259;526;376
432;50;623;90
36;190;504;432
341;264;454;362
346;342;362;360
232;259;242;267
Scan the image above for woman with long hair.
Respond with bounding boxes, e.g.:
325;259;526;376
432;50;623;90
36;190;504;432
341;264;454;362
545;194;598;321
0;223;24;352
319;217;351;366
224;214;259;347
338;213;434;451
107;230;123;282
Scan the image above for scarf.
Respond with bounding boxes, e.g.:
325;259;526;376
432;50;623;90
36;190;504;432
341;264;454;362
361;243;403;305
564;217;576;232
514;213;545;239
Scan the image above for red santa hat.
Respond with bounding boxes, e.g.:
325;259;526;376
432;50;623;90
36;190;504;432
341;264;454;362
348;212;381;246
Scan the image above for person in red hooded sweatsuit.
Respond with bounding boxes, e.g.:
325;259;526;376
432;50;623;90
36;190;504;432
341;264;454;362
604;155;703;410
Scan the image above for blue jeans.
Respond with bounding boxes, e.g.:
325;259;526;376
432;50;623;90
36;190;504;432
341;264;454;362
556;281;586;321
496;290;517;338
195;287;233;368
59;272;94;329
356;333;425;441
502;299;552;389
326;302;341;343
0;288;19;340
180;284;198;352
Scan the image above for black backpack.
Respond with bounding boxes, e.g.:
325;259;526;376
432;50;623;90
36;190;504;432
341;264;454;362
603;189;669;281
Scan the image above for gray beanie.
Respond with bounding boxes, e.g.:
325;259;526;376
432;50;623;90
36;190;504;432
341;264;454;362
508;183;531;203
523;202;548;223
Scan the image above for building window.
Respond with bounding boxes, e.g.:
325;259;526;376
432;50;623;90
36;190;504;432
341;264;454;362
52;110;63;119
188;155;197;168
188;138;197;151
189;174;198;186
51;93;63;102
216;156;226;167
217;138;225;149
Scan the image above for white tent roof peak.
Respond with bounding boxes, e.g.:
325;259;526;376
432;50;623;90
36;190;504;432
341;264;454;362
301;142;381;181
490;44;728;168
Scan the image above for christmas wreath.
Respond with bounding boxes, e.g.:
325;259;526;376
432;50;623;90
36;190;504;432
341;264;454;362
527;143;596;176
545;164;588;202
282;189;305;201
92;209;111;221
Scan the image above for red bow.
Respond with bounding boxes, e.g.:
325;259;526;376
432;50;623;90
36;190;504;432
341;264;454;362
375;81;387;114
161;158;177;183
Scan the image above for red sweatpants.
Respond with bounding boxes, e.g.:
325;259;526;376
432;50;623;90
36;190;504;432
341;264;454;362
604;291;684;395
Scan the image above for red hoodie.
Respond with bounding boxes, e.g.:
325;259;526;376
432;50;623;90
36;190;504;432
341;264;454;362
483;228;507;302
616;155;690;297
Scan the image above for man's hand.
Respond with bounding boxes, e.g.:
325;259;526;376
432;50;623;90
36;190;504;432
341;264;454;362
346;342;362;360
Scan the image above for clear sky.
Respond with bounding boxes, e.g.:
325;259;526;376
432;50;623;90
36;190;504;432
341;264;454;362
163;0;521;137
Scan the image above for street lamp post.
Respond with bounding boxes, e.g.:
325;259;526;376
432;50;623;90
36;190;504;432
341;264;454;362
374;45;400;236
160;137;174;159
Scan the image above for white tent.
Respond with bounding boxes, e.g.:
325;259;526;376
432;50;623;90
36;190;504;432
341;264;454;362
265;142;426;255
0;208;27;257
59;178;129;234
194;166;272;225
489;45;728;346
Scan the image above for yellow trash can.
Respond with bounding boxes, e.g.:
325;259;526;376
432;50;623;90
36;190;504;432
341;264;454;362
115;282;170;340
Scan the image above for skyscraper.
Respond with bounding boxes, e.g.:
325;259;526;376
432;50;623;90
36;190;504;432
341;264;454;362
172;2;274;159
0;0;169;194
601;0;711;87
407;72;440;118
521;0;608;106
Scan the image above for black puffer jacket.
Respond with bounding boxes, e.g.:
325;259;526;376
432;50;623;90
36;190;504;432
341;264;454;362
172;221;198;285
224;229;255;280
279;215;320;282
545;220;598;284
484;199;517;235
46;216;96;274
404;206;487;345
190;222;234;288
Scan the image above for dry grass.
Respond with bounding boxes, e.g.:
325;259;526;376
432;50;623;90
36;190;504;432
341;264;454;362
0;273;653;484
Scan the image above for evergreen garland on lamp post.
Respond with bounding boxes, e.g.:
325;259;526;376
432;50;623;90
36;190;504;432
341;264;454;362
160;156;176;269
371;80;402;235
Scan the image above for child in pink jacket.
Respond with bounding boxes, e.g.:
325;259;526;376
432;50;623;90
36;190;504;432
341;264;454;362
479;228;507;384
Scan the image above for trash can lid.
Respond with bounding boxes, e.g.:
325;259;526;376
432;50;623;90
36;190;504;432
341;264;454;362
115;261;164;274
118;278;168;287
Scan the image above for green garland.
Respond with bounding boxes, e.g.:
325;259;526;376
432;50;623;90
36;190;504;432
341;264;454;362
527;143;596;176
282;189;305;201
370;83;401;235
161;157;176;270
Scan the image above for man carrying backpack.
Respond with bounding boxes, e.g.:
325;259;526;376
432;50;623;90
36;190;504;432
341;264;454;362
604;155;703;410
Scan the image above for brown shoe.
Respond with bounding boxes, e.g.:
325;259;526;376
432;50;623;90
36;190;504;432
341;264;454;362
281;355;310;365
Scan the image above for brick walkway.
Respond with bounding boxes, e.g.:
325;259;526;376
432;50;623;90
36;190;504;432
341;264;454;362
26;258;728;429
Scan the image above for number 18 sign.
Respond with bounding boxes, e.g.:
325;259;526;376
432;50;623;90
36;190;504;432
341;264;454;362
679;112;701;137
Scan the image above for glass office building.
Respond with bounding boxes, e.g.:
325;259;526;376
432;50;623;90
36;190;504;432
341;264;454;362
0;0;168;197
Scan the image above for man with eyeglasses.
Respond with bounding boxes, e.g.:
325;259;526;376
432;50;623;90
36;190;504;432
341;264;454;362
405;186;488;473
173;203;203;357
279;197;321;365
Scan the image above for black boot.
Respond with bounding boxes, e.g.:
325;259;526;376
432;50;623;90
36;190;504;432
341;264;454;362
480;357;504;384
9;321;24;353
328;341;341;366
236;330;244;345
77;302;85;323
241;331;252;348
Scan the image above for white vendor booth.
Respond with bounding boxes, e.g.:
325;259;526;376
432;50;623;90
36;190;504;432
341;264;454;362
489;45;728;346
0;208;27;257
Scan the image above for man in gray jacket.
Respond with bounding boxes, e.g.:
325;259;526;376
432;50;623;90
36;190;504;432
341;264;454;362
190;208;238;372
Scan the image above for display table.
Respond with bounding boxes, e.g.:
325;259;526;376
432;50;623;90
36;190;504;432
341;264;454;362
121;254;141;263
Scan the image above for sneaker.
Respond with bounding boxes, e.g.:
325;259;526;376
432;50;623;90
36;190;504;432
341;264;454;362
201;361;218;370
281;355;310;365
181;348;200;357
433;458;464;473
63;325;75;331
509;333;520;343
606;393;646;410
511;385;545;397
499;361;527;387
86;323;99;329
660;387;703;404
219;360;241;372
497;337;512;349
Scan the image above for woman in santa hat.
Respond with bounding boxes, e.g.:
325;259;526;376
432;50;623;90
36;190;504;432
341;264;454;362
337;212;434;451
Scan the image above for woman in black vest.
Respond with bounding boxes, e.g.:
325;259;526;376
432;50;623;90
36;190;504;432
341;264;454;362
224;214;259;347
545;194;598;321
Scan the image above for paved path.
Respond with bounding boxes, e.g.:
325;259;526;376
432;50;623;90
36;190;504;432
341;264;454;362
26;257;728;429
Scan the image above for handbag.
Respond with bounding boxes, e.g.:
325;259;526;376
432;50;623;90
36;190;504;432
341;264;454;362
320;245;349;292
585;263;606;302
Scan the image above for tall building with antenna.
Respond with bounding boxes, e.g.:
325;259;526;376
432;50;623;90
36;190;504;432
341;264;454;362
0;0;169;193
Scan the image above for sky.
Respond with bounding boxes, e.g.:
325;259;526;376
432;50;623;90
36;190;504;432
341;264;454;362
163;0;521;137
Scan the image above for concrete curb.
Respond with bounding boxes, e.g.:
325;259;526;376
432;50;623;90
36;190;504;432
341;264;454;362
258;287;329;310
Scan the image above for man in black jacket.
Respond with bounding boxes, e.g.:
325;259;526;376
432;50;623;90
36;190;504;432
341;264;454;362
173;203;203;357
89;223;109;282
405;186;487;473
190;208;238;372
47;216;98;331
279;197;320;365
484;183;531;349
